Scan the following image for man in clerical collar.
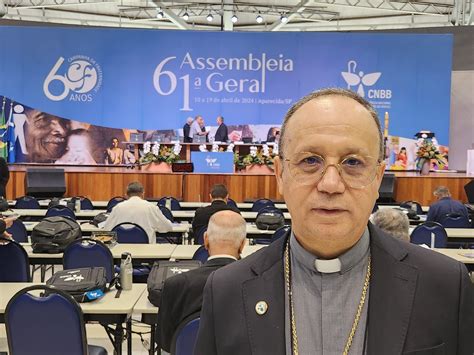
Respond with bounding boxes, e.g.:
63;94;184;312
194;88;473;355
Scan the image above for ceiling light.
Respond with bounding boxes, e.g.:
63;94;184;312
182;12;189;21
256;14;263;23
156;9;164;19
231;14;238;23
206;13;213;22
280;14;288;23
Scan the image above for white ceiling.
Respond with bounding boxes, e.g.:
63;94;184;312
0;0;472;31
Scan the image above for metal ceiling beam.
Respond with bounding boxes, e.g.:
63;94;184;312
153;1;190;29
7;0;114;10
311;0;452;17
222;0;234;31
268;0;312;31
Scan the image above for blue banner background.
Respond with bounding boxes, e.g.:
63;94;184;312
0;27;452;144
192;152;235;173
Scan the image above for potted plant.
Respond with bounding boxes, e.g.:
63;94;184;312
238;144;277;174
415;137;444;175
139;142;182;173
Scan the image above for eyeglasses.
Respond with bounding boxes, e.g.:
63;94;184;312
283;152;382;189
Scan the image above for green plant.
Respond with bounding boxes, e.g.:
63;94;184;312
139;142;182;165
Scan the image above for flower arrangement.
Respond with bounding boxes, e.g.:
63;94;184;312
139;142;182;165
415;136;444;169
237;144;277;170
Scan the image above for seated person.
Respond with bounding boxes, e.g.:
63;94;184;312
0;216;16;242
192;184;240;235
158;210;247;353
102;181;172;243
372;208;410;242
427;186;469;223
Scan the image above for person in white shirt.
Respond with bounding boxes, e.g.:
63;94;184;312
103;181;173;243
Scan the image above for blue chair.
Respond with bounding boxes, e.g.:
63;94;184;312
0;237;30;282
73;196;94;210
192;245;209;263
251;199;275;212
156;205;183;243
194;226;207;245
271;225;291;243
171;314;200;355
106;196;125;212
7;219;28;243
5;285;107;355
440;213;471;228
227;198;238;209
45;205;77;220
410;221;447;248
158;197;182;211
159;205;175;222
14;196;40;209
63;238;115;283
112;222;149;244
400;201;424;215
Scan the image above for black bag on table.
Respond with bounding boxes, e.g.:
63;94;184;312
31;216;81;253
0;197;9;212
90;212;109;227
255;208;285;230
46;267;107;303
147;260;201;307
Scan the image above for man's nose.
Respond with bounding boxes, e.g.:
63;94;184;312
317;165;346;194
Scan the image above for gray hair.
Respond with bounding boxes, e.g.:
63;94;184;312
434;186;450;198
372;208;410;242
126;181;144;196
279;88;384;161
186;117;194;124
207;210;246;249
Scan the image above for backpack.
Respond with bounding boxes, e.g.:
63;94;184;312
48;197;61;208
31;216;81;253
0;197;9;212
255;208;285;230
90;212;109;227
46;267;107;303
147;260;202;307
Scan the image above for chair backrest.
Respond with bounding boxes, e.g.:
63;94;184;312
192;245;209;263
14;195;40;209
400;201;423;215
112;222;149;244
252;198;275;212
440;213;471;228
271;225;291;243
0;237;30;282
410;221;447;248
106;196;125;212
74;196;94;210
158;197;181;211
45;205;77;220
63;238;115;283
6;285;88;355
7;219;28;243
227;198;238;209
171;314;201;355
159;205;175;223
194;226;207;245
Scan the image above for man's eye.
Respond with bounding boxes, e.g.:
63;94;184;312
343;157;364;167
299;156;323;167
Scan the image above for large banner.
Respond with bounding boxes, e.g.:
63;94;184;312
0;27;452;147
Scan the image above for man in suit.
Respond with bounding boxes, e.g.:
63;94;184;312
427;185;469;224
214;116;229;142
0;156;9;198
195;88;473;355
183;117;193;143
192;184;240;237
157;210;246;353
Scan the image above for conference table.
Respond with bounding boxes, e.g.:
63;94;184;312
0;282;147;355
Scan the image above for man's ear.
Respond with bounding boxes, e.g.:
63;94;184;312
238;239;246;254
274;156;285;196
204;233;210;251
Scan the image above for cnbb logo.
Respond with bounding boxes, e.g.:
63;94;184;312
341;60;391;99
43;56;102;102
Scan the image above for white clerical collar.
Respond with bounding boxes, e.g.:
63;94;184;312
208;254;237;261
289;228;370;274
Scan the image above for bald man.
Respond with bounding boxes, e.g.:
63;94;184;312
157;210;247;353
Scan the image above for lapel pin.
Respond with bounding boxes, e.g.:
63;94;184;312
255;301;268;315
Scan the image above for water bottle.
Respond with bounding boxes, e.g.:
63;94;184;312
165;198;172;211
120;252;133;290
75;198;81;213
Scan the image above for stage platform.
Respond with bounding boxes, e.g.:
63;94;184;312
6;164;473;205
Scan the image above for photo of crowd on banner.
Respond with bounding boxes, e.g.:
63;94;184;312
0;95;449;170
